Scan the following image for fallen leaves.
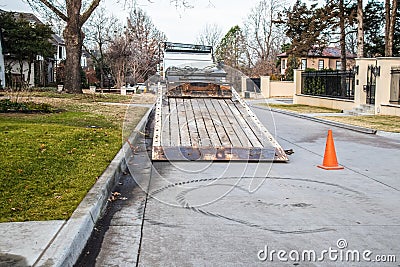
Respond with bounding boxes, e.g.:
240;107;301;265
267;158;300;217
108;191;128;202
39;143;47;152
67;148;77;154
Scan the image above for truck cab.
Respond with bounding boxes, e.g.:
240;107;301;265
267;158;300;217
162;42;231;98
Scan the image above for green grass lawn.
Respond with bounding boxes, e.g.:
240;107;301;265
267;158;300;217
318;115;400;133
259;103;342;113
6;90;156;104
0;97;149;222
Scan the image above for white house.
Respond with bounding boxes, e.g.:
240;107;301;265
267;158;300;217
1;11;45;87
50;33;66;83
1;10;92;88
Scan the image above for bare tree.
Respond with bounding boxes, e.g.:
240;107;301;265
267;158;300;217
83;7;119;88
126;8;166;84
41;11;66;36
105;32;129;89
196;23;222;54
385;0;398;56
243;0;285;76
103;7;166;88
357;0;363;57
346;26;358;55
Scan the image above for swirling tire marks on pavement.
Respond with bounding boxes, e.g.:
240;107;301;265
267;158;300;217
149;176;366;235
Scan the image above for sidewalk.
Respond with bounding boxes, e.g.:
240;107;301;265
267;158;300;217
0;221;65;266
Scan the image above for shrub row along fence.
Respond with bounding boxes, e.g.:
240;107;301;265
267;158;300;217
301;70;355;100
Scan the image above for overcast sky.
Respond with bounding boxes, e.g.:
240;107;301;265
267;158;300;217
1;0;299;44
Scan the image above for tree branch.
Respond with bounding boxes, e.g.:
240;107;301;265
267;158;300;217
81;0;101;26
36;0;68;21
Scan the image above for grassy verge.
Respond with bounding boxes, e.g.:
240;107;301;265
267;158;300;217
4;91;156;104
259;103;342;113
0;94;150;222
318;115;400;133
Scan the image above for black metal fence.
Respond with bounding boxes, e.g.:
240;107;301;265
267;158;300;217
246;78;261;93
301;70;355;100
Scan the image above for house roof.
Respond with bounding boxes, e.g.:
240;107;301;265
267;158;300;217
82;49;92;58
12;11;44;25
51;34;65;45
0;10;64;47
0;9;43;26
277;47;356;59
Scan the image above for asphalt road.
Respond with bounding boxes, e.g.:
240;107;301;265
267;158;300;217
76;108;400;267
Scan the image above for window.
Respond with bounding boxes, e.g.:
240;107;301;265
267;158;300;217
390;68;400;103
318;60;324;70
282;59;286;69
336;61;342;70
81;56;87;68
301;59;307;70
59;46;63;59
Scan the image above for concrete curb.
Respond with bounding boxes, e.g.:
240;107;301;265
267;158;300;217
376;130;400;141
251;105;377;135
34;106;154;267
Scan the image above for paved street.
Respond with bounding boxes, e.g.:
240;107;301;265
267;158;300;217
77;107;400;266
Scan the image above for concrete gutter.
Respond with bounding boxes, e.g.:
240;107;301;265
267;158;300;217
376;130;400;141
34;106;154;267
251;105;377;134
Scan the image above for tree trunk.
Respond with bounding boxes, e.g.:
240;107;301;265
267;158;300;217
357;0;364;58
100;66;104;88
62;0;85;94
388;0;397;57
35;0;101;94
63;25;83;93
27;59;33;88
339;0;347;70
19;61;24;90
385;0;391;56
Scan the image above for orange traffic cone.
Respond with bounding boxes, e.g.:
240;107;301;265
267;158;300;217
317;130;344;170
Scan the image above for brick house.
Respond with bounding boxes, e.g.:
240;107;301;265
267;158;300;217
277;46;357;75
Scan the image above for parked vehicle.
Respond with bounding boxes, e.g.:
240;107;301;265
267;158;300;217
135;83;147;93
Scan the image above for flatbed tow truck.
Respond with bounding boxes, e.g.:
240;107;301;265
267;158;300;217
151;42;288;162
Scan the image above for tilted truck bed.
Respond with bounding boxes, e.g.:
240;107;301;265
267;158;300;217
152;86;288;162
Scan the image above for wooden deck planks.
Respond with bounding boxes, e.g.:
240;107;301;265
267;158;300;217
231;98;275;149
175;98;191;146
224;99;263;147
154;85;289;161
196;98;222;147
161;97;269;149
183;99;201;147
203;98;232;147
167;98;181;147
221;99;255;147
210;99;242;147
215;99;249;147
190;99;212;147
160;98;171;146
